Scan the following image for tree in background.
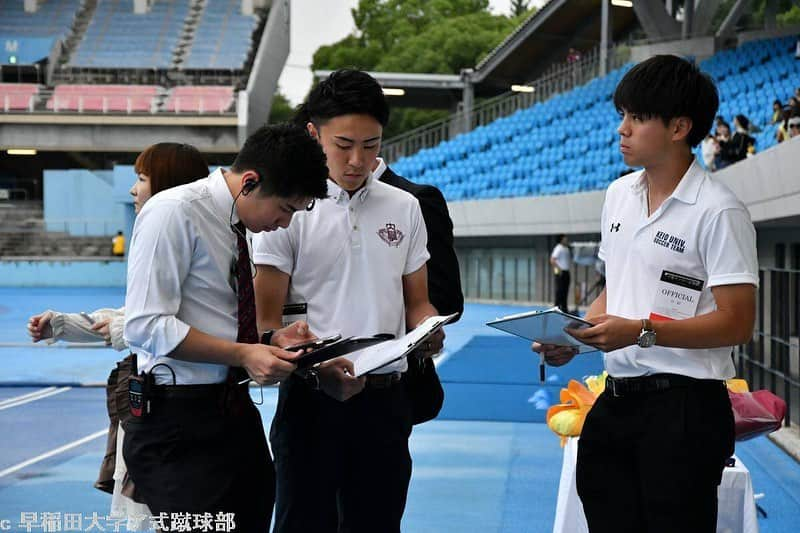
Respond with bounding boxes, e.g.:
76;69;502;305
510;0;531;17
311;0;533;138
268;90;295;124
711;0;800;30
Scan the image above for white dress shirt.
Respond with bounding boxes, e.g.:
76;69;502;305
252;163;430;374
124;168;243;385
551;243;572;271
599;159;758;380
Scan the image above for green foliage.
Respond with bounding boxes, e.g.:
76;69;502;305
711;0;800;30
268;90;295;124
310;0;533;137
311;0;516;74
375;12;516;73
777;5;800;26
510;0;531;17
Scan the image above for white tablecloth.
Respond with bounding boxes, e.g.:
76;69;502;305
553;437;759;533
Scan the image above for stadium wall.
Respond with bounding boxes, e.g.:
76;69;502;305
43;167;134;237
452;137;800;304
0;258;126;287
631;36;717;63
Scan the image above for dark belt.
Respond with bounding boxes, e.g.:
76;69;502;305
605;373;722;398
365;372;403;389
148;382;239;411
150;382;228;399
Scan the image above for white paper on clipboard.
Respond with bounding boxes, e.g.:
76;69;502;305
344;313;459;376
485;307;598;354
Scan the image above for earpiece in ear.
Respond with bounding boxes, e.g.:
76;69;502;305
242;179;259;196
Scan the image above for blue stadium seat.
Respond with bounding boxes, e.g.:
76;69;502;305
396;37;797;202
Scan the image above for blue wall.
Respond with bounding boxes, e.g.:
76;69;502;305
43;167;136;238
1;36;54;64
1;165;138;287
0;260;127;287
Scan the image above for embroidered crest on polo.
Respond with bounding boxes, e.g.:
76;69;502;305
378;223;404;247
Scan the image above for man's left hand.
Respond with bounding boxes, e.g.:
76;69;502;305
413;318;445;359
566;314;640;352
271;320;316;348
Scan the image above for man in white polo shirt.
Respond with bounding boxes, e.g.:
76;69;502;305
535;55;758;532
252;69;443;533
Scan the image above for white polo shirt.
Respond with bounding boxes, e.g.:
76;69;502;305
251;169;430;374
599;159;758;380
551;243;571;271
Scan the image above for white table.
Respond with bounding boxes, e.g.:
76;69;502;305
553;437;759;533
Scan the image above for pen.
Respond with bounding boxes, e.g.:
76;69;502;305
539;354;546;383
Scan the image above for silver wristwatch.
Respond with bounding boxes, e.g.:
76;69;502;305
636;319;656;348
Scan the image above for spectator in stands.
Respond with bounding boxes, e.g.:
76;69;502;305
566;47;582;63
534;54;757;533
700;134;718;171
789;116;800;139
550;234;572;313
789;96;799;115
776;106;793;143
27;142;210;529
772;99;784;124
714;115;729;133
727;114;756;161
111;231;125;257
714;121;733;169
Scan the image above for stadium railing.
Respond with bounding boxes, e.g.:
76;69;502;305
736;267;800;431
382;44;630;163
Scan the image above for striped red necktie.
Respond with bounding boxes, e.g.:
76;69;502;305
227;222;257;386
234;221;258;344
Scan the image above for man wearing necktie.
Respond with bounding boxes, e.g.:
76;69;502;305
122;123;328;532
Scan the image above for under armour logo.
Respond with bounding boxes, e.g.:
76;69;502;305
610;222;621;232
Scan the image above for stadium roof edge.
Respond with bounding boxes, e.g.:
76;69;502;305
313;70;465;90
472;0;565;78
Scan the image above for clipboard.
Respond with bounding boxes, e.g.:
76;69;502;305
485;307;598;354
344;313;459;376
293;334;395;370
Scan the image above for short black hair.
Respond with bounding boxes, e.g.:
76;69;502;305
295;69;389;127
735;114;750;130
231;122;328;200
613;55;718;147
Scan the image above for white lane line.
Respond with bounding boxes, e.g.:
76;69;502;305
0;387;58;408
0;387;72;411
0;428;108;479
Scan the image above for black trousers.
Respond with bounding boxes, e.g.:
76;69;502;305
576;378;734;533
122;385;274;532
554;270;571;313
270;374;414;533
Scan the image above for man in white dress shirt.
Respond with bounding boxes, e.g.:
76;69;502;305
122;123;329;532
534;56;758;532
550;233;572;312
252;70;444;533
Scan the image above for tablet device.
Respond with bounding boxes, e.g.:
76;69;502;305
486;307;597;353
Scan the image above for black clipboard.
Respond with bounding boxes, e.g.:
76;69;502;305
293;334;395;370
